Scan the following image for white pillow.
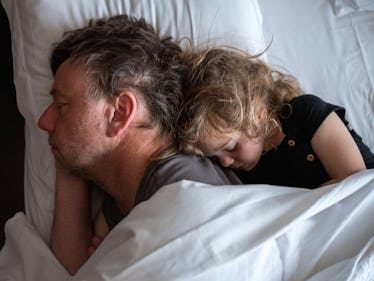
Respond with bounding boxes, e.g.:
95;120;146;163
2;0;266;242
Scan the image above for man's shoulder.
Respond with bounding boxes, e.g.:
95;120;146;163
136;153;240;204
153;154;222;180
148;153;241;186
162;153;216;168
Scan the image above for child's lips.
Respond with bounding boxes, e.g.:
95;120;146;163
233;163;245;170
236;163;252;171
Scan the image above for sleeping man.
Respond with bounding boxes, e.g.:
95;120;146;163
37;14;241;275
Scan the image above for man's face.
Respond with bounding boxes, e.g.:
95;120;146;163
38;59;109;176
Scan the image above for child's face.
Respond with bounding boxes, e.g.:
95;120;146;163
201;130;264;171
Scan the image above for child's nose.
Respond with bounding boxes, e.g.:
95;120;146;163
38;103;57;133
219;155;234;167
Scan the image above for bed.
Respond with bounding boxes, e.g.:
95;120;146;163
0;0;373;280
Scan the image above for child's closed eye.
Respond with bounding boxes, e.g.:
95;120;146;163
224;141;237;152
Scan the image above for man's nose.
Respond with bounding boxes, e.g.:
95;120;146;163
219;155;234;167
38;103;57;132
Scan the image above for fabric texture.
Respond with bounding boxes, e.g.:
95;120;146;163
334;0;374;16
236;95;374;188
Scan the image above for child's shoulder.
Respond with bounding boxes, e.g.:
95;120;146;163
289;94;325;107
280;94;324;120
281;94;345;139
288;94;343;117
284;94;333;119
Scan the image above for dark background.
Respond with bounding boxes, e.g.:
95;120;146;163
0;4;25;249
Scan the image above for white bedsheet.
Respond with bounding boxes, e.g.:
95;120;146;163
1;170;373;281
260;0;374;151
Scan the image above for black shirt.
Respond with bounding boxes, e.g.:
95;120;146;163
235;95;374;189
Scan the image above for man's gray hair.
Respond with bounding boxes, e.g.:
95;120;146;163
51;15;187;137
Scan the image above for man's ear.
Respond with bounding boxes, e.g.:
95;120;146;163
107;90;137;137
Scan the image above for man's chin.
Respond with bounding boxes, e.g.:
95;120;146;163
66;163;88;177
51;149;95;180
57;156;88;178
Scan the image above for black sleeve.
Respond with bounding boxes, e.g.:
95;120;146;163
280;94;347;140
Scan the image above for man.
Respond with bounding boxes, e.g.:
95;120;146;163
37;15;240;275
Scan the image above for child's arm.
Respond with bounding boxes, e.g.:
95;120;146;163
311;111;366;185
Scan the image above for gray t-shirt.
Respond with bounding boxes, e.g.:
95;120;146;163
103;153;241;230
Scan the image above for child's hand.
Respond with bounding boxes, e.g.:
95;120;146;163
87;235;103;257
88;206;110;257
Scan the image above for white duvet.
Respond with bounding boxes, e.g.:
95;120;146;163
1;169;373;281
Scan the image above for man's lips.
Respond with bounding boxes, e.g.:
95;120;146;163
48;138;56;148
50;146;58;155
48;140;58;154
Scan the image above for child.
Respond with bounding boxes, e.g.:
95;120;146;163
177;46;374;188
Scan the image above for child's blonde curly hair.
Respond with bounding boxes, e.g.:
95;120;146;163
177;46;303;156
